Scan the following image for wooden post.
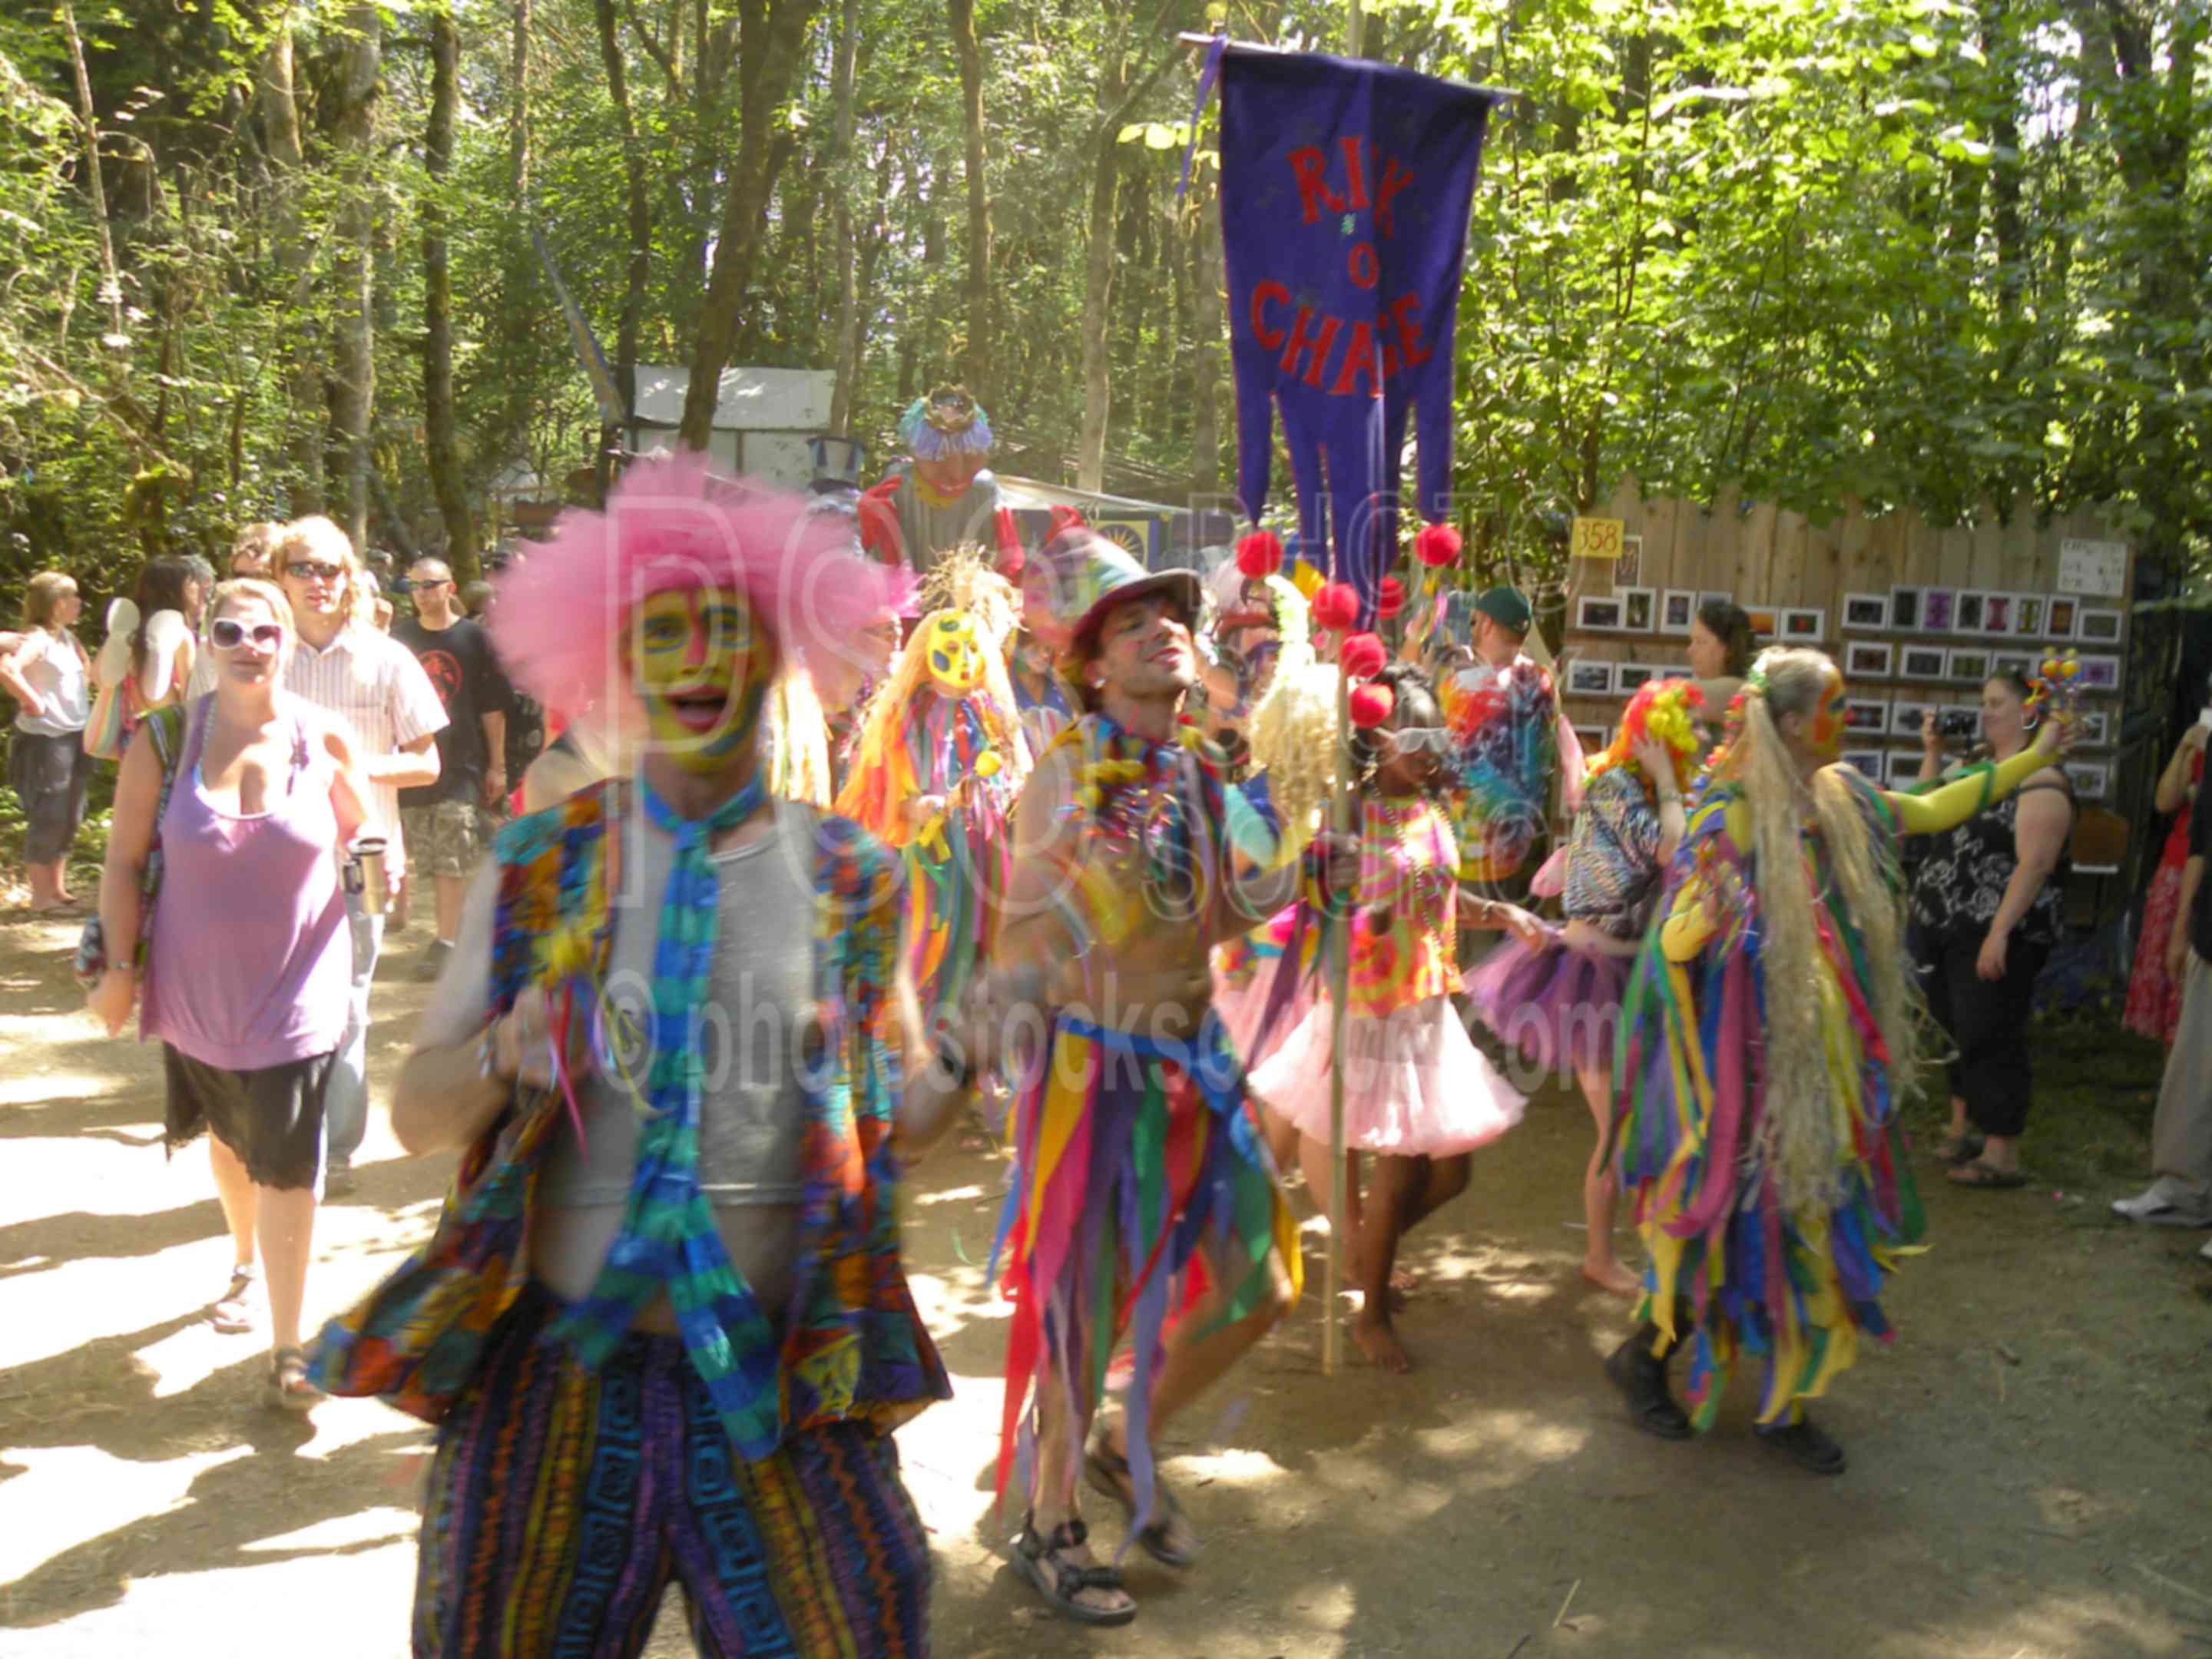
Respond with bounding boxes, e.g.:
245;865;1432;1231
1323;653;1353;1374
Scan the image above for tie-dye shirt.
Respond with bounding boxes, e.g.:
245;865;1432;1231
1443;652;1560;883
1346;794;1462;1018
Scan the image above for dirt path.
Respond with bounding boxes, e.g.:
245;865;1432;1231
4;912;2210;1657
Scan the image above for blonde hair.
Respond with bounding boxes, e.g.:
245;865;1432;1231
230;521;283;572
22;570;78;628
1244;576;1336;859
1717;647;1926;1214
272;515;376;633
210;577;299;634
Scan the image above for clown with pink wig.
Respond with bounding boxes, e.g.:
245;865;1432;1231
309;455;966;1655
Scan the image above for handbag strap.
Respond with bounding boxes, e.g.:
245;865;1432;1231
138;701;190;899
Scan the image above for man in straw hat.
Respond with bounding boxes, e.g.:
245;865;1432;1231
310;456;971;1656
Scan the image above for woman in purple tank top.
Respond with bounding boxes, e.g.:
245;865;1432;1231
89;578;373;1411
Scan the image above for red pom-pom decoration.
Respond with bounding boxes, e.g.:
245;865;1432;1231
1311;581;1361;631
1376;575;1406;620
1339;631;1387;680
1414;523;1463;568
1349;683;1396;729
1234;529;1285;578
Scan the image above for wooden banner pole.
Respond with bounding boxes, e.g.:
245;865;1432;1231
1323;654;1353;1375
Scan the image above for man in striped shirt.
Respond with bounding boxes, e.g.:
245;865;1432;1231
271;518;447;1195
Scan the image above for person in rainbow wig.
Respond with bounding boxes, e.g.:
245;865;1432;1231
835;548;1033;1029
980;531;1318;1628
1603;647;2066;1475
308;455;972;1657
857;383;1022;580
1469;675;1703;1295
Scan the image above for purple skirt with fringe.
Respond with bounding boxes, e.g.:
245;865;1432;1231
1464;929;1634;1081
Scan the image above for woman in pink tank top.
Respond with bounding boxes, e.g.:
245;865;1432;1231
89;578;374;1411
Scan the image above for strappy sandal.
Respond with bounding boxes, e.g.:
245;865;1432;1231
1085;1440;1199;1569
267;1346;323;1414
1013;1515;1136;1626
210;1266;258;1334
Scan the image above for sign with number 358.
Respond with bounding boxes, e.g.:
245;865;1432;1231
1571;517;1624;561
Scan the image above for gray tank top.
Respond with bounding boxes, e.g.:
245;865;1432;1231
533;799;818;1311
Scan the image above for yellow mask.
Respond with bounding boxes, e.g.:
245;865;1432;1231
923;611;988;696
629;584;770;771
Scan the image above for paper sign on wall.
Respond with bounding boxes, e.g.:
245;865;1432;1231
2058;538;2128;598
1571;517;1624;561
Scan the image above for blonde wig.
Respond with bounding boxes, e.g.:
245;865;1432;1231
1716;647;1926;1214
272;515;378;634
1244;574;1338;859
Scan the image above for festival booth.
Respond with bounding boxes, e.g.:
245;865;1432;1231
1551;483;2172;919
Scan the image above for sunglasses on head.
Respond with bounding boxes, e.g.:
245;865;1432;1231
210;617;286;651
283;560;346;583
1389;727;1452;757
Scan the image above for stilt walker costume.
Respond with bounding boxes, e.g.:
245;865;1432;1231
309;457;951;1655
858;387;1022;581
1607;647;2070;1470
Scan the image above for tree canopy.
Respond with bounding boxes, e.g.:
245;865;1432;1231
4;0;2207;616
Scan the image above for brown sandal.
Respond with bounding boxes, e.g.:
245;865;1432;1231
267;1346;323;1413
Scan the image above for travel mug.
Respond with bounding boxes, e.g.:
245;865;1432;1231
347;836;390;916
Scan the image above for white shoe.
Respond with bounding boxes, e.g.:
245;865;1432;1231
2200;1237;2212;1265
2112;1176;2212;1227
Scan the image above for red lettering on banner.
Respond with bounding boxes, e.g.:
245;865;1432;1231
1329;321;1382;396
1390;292;1433;370
1279;306;1343;389
1287;148;1346;223
1376;158;1417;237
1346;242;1379;290
1339;137;1371;208
1250;280;1290;350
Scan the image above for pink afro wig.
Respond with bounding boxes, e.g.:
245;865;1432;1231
489;452;912;720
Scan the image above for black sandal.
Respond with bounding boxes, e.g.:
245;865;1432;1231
1014;1515;1137;1626
1936;1131;1985;1167
1085;1440;1199;1568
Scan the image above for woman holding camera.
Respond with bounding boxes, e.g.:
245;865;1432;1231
89;578;373;1409
1909;671;2075;1187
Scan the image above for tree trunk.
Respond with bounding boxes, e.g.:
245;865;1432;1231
423;4;478;577
510;0;533;194
1076;130;1121;493
595;0;653;502
258;25;323;512
58;5;125;349
826;0;863;432
678;0;823;452
329;3;380;551
946;0;992;396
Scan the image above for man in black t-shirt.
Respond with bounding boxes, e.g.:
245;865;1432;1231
2115;732;2212;1241
394;557;511;978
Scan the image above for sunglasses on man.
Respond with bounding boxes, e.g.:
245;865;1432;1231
282;560;347;584
210;617;286;651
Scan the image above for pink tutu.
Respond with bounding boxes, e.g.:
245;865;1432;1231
1212;963;1314;1073
1463;930;1633;1080
1247;995;1525;1157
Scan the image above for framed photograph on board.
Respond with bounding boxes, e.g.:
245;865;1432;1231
1699;591;1734;613
1571;725;1609;753
1947;647;1992;684
1781;608;1826;642
1843;641;1895;680
2012;594;2045;637
1900;645;1949;680
1990;650;2035;681
2046;596;2078;637
2064;760;2110;800
2074;710;2111;747
1842;750;1886;780
1565;659;1616;697
2076;654;2121;690
1922;589;1956;632
1747;607;1780;640
1844;697;1889;735
1954;591;1987;634
2076;608;2124;644
1620;588;1657;631
1982;594;2014;636
1615;663;1657;695
1843;592;1891;631
1889;586;1925;631
1576;595;1624;631
1891;700;1935;738
1661;589;1697;634
1885;751;1925;786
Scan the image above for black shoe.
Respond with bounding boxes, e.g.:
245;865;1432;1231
1604;1330;1692;1440
1757;1416;1846;1475
414;939;454;982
